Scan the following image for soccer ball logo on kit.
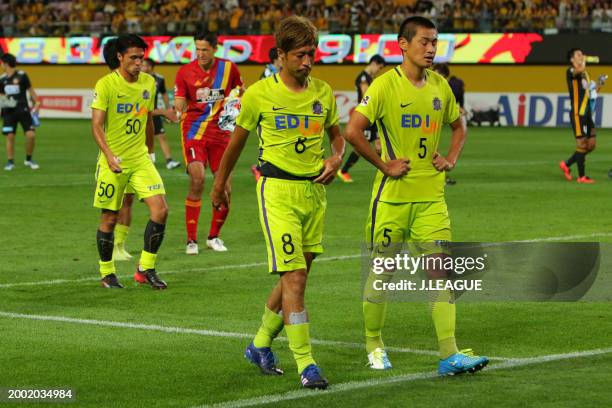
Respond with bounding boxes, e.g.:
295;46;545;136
312;100;323;115
196;87;225;104
433;97;442;111
196;87;210;102
143;90;150;100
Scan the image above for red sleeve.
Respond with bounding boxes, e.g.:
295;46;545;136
174;67;187;98
229;62;243;89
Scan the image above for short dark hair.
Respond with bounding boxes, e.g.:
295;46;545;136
398;16;437;42
144;57;155;67
102;38;120;70
276;16;318;53
269;47;279;63
432;63;450;78
567;48;582;62
115;34;148;55
369;54;385;66
0;53;17;68
194;31;218;47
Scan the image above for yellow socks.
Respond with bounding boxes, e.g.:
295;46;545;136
253;306;284;348
363;301;387;353
431;289;459;359
99;260;115;278
285;323;316;373
139;250;157;271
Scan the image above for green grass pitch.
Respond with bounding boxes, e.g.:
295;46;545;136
0;119;611;407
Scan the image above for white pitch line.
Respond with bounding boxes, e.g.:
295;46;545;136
0;254;363;289
3;156;611;189
195;347;612;408
0;158;609;189
2;231;610;289
516;232;612;242
0;310;480;359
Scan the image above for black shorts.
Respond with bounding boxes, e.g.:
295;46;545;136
365;124;378;142
153;116;165;135
570;112;595;138
2;108;34;135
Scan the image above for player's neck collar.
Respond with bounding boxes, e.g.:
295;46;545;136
397;64;428;88
278;71;311;93
115;69;139;83
198;58;216;72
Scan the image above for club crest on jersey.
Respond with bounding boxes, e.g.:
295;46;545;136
433;97;442;111
12;78;19;85
312;100;323;115
143;90;150;100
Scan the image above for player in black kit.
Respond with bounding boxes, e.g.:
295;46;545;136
559;48;601;184
0;53;41;171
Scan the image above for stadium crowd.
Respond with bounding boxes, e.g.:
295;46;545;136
1;0;611;36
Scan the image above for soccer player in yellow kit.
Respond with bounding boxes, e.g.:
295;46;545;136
345;16;489;375
211;16;345;389
91;34;168;290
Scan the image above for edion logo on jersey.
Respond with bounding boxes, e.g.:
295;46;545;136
274;115;324;136
116;103;147;115
400;114;440;133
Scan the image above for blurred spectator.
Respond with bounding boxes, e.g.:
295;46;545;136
230;4;244;34
0;0;610;36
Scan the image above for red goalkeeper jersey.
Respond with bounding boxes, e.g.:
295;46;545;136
175;58;243;142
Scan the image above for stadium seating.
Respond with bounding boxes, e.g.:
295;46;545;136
0;0;610;36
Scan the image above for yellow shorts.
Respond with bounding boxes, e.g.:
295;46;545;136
93;157;165;211
257;177;326;274
366;199;451;256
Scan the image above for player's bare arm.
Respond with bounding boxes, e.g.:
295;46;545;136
313;124;345;184
162;91;171;110
151;99;177;122
152;107;178;122
211;125;250;209
146;111;154;154
238;84;246;96
359;81;369;97
28;87;40;113
91;108;122;173
596;74;607;92
151;92;178;122
433;117;466;172
174;96;187;120
345;110;410;178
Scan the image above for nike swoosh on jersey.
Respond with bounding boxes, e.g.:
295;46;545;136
400;102;412;108
272;106;287;111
